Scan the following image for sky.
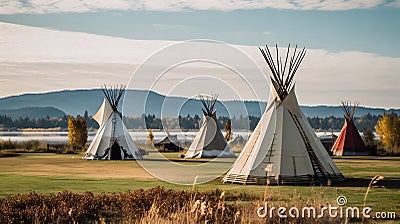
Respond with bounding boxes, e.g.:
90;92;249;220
0;0;399;108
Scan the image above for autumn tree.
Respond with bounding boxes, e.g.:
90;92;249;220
68;116;88;150
147;129;154;145
224;119;232;141
375;112;400;154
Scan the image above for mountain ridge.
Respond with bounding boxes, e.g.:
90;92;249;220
0;89;398;118
0;107;66;120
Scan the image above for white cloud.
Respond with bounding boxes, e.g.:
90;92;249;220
0;0;396;14
1;22;399;109
261;31;271;36
152;23;190;30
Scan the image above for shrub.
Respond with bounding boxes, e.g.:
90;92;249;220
0;187;346;223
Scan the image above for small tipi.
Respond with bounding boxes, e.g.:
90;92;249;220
223;44;344;185
83;86;143;160
154;132;185;152
331;101;368;156
185;95;236;158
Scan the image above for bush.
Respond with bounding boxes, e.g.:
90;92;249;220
0;139;16;150
0;187;349;224
0;150;19;157
20;140;40;150
0;187;240;223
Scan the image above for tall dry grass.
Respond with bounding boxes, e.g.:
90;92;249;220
0;186;355;224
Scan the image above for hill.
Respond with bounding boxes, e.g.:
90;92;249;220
0;89;266;118
0;89;398;118
0;107;65;120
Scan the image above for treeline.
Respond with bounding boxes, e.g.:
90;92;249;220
0;111;98;129
123;114;261;130
0;115;68;129
308;113;380;131
0;112;381;131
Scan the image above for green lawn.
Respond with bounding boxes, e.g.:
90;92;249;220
0;153;399;216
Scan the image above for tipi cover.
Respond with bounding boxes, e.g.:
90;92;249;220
223;45;344;185
83;86;143;160
185;95;236;158
331;102;368;156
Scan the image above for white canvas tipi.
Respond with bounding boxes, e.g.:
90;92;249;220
83;86;143;160
223;45;344;184
185;95;236;158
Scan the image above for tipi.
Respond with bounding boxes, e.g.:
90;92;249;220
83;86;143;160
154;132;185;152
185;95;236;158
331;101;368;156
223;44;344;185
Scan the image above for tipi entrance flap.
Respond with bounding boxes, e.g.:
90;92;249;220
110;141;123;160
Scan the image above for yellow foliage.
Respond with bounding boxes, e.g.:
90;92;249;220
224;119;232;141
68;116;88;150
147;129;154;144
375;112;400;153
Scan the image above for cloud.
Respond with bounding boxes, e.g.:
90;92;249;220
0;0;396;14
152;23;190;30
261;31;271;36
1;22;399;109
386;0;400;7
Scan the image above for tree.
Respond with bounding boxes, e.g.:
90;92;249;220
375;112;400;154
362;128;375;147
147;129;154;145
68;116;88;150
224;119;232;141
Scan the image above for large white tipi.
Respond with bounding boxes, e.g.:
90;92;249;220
83;86;143;160
223;45;344;185
185;95;236;158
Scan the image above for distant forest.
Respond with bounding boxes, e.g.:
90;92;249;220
0;111;382;131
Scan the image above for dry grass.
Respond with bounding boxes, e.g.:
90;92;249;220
0;153;152;179
0;153;399;223
0;187;348;224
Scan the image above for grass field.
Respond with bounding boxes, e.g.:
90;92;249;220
0;152;399;221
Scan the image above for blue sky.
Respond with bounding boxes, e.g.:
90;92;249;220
0;0;399;108
0;3;399;57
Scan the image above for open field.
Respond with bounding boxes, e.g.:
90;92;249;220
0;153;399;222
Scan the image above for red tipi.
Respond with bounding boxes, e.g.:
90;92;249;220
331;102;368;156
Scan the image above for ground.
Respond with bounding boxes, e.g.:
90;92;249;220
0;152;399;220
